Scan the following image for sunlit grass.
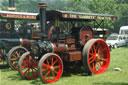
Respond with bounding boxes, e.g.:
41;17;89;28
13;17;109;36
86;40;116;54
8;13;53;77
0;47;128;85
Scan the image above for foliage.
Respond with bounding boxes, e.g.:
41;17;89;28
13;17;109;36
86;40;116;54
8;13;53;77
88;0;117;33
64;0;90;12
89;0;128;33
1;0;38;12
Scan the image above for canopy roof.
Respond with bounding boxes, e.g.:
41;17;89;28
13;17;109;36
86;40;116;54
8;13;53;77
0;11;38;19
47;10;117;21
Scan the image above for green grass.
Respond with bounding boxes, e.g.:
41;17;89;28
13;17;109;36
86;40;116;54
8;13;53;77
0;47;128;85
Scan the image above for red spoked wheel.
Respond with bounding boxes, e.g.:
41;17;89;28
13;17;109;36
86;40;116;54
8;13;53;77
8;46;28;70
38;53;63;83
18;52;38;79
0;49;8;66
82;39;110;74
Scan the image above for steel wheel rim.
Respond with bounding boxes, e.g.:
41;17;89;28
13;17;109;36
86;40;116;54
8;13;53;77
40;54;63;83
10;49;26;70
20;53;38;79
87;39;110;74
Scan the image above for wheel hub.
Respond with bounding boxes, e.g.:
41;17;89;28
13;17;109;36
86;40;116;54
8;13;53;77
96;54;98;57
95;54;100;59
50;66;55;71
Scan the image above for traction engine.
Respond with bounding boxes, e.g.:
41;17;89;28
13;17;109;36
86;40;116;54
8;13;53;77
17;3;112;83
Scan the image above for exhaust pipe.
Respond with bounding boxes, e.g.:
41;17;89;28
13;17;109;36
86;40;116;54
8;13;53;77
38;3;47;41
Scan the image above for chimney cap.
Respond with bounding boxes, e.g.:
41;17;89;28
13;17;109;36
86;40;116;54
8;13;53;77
8;7;16;11
38;3;47;8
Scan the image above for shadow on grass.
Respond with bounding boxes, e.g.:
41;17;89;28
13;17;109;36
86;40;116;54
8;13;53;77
29;68;89;85
62;67;89;77
0;64;9;69
30;78;42;85
1;66;90;85
8;73;24;81
93;82;128;85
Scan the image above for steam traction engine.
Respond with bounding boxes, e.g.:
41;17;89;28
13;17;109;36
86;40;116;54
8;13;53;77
18;3;117;83
0;11;40;68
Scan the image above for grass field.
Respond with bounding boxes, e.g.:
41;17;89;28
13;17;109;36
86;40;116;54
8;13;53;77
0;47;128;85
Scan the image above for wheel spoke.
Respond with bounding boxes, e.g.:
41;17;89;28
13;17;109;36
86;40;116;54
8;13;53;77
99;53;104;58
90;47;94;54
89;56;94;61
52;72;55;80
99;47;106;54
32;68;35;75
48;73;50;80
99;58;107;62
12;61;17;64
98;60;102;66
92;62;95;70
33;67;38;71
21;66;25;69
42;68;47;72
54;65;60;69
94;61;97;69
52;59;57;66
53;70;58;74
27;70;30;77
51;57;54;65
97;62;101;68
89;53;95;57
16;51;20;57
23;60;27;64
89;58;95;64
43;63;48;67
24;68;30;75
32;62;38;68
47;59;49;66
11;58;17;61
12;54;17;58
25;56;29;62
44;71;50;78
18;50;24;57
92;45;96;53
96;42;100;51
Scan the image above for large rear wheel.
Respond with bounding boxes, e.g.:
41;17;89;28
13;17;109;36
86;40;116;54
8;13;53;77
8;46;28;70
38;53;63;83
82;39;110;74
18;52;39;79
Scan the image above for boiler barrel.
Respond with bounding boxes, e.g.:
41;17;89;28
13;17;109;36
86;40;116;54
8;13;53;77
0;38;35;48
51;43;76;53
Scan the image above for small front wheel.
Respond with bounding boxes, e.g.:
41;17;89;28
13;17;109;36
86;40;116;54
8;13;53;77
18;52;39;79
38;53;63;83
8;46;28;70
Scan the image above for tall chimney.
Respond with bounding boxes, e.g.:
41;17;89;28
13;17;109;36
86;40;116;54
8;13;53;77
8;0;16;11
8;0;15;32
38;3;47;41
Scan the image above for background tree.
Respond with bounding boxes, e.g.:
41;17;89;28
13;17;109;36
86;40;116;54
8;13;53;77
1;0;128;33
88;0;118;33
